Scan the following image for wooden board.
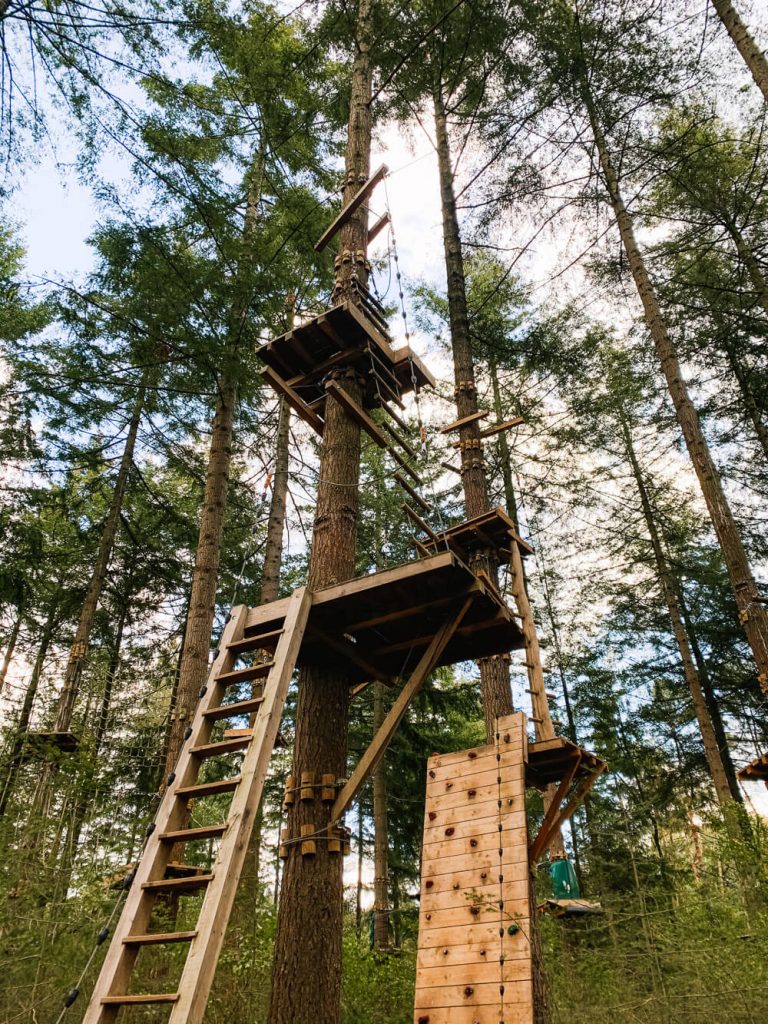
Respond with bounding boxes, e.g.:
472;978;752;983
414;713;533;1024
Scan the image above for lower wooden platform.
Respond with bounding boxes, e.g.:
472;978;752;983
738;751;768;783
244;550;525;685
421;507;534;568
538;898;602;918
17;730;80;761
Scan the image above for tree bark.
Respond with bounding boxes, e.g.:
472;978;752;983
433;80;513;739
261;397;291;605
580;75;768;694
616;405;734;806
268;1;372;1018
710;0;768;103
724;219;768;320
0;599;23;694
722;333;768;464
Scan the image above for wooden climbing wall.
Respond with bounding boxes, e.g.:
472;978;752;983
414;712;533;1024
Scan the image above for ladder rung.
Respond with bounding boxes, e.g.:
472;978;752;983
102;994;179;1005
190;736;251;758
123;931;198;946
175;777;241;798
159;823;228;843
142;873;213;894
215;663;273;686
228;630;283;654
203;697;264;722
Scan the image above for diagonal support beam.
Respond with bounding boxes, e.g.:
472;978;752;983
314;164;389;252
530;766;605;864
529;753;581;863
331;595;474;823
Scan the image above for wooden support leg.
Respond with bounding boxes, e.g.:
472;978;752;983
331;596;474;822
529;754;581;863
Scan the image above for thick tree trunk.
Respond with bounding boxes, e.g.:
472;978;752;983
54;378;146;734
710;0;768;103
0;600;23;694
268;2;371;1019
617;407;734;806
581;78;768;694
371;680;390;950
433;81;513;739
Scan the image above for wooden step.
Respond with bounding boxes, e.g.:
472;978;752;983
190;736;252;758
102;994;179;1005
142;873;213;894
159;823;228;843
227;630;283;655
215;663;274;686
203;697;264;722
123;931;198;946
175;777;241;799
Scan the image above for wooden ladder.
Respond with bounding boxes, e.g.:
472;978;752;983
83;587;312;1024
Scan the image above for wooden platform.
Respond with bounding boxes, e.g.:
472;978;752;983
738;751;768;783
538;898;603;918
17;730;80;761
414;713;533;1024
526;736;605;789
244;551;525;685
258;300;434;416
421;507;534;568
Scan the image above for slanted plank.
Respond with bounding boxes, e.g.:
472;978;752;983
367;210;390;245
314;164;389;252
325;380;388;448
401;502;439;544
478;415;524;438
393;472;430;513
123;932;198;946
439;410;489;434
262;367;324;436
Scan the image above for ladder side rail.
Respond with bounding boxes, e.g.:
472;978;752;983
82;605;249;1024
169;586;313;1024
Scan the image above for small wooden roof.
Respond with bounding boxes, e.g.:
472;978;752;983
526;735;606;789
421;507;534;566
258;301;434;413
244;550;525;684
738;751;768;781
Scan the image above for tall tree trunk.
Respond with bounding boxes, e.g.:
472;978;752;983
433;80;513;738
54;377;146;735
489;358;520;530
0;599;23;694
616;404;734;806
0;600;57;817
580;73;768;694
371;681;390;950
261;397;291;605
721;340;768;464
725;219;768;319
710;0;768;103
268;2;371;1019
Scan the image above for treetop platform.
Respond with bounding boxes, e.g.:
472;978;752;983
420;506;535;566
258;300;434;421
526;735;606;789
738;751;768;782
244;549;525;685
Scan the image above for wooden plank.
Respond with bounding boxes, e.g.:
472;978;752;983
159;824;227;843
420;859;529;897
418;918;525;949
401;501;439;543
419;827;526;862
123;932;198;946
528;754;581;863
420;841;528;881
411;1007;531;1024
310;550;454;607
226;630;283;655
331;598;474;823
478;416;524;438
380;400;409;432
215;662;273;686
175;778;241;799
306;626;396;686
81;606;251;1024
414;979;532;1010
394;472;430;513
422;813;525;847
314;163;388;251
441;460;463;475
417;938;531;969
142;874;213;894
439;410;489;434
420;877;529;912
169;587;312;1024
102;995;179;1006
416;958;531;988
202;697;264;722
286;347;361;387
189;736;251;759
325;379;388;448
380;417;417;460
262;366;324;436
427;746;524;781
367;210;390;245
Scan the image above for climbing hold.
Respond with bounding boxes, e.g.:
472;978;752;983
464;986;474;997
468;789;476;798
470;839;478;848
429;769;435;778
425;880;434;889
64;987;80;1008
96;927;109;945
508;923;520;935
445;827;455;837
428;811;437;821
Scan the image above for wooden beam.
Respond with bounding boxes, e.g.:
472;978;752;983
325;380;388;448
368;211;390;245
331;597;474;822
314;163;389;252
286;347;361;388
401;501;439;544
380;401;409;432
306;627;396;687
441;461;462;476
379;417;417;460
529;753;582;863
478;415;524;439
439;410;489;434
531;768;604;863
394;472;430;513
262;367;324;437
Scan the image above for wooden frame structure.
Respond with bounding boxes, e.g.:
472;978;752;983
738;751;768;787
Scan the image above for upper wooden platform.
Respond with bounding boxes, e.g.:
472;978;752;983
258;300;434;417
421;506;534;568
526;735;605;789
244;550;525;685
738;751;768;782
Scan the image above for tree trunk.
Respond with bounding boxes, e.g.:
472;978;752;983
267;1;372;1019
722;339;768;464
372;681;390;950
0;600;57;818
616;405;734;806
581;75;768;694
0;599;23;694
725;219;768;319
433;80;513;739
489;358;520;530
54;378;146;734
261;397;291;605
710;0;768;103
